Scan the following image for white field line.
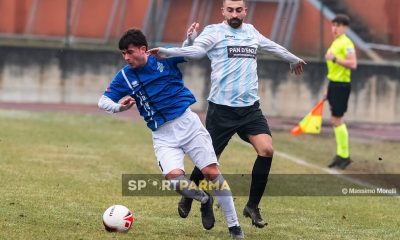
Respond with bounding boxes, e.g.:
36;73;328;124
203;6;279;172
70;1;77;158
234;138;400;198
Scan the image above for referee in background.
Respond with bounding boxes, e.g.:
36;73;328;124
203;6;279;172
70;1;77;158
325;14;357;169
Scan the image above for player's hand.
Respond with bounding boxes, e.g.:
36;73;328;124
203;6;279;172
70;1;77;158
325;51;335;61
187;22;199;39
147;48;161;58
290;59;306;75
322;92;328;101
119;96;135;112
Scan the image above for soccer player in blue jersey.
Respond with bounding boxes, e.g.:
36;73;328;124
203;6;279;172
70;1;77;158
148;0;306;229
98;28;244;239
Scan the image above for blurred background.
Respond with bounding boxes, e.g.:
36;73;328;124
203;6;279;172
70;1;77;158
0;0;399;123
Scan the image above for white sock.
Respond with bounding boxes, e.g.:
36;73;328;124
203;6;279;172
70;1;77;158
212;174;239;227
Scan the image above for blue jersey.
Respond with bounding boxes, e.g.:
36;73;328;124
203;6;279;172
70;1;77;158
103;55;196;131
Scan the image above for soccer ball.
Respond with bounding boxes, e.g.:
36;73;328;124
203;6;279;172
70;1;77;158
102;205;134;232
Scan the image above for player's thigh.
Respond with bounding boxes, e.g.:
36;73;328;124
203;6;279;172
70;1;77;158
327;82;351;117
183;129;218;172
206;103;238;155
154;145;185;177
237;107;273;156
237;106;271;143
247;133;273;157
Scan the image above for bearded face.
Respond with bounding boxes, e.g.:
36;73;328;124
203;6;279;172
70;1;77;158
222;1;247;29
227;17;243;29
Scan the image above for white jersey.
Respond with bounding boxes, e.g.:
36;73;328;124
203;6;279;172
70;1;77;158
160;22;301;107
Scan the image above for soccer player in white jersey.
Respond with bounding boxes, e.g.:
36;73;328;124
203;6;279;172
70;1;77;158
99;28;244;239
148;0;306;229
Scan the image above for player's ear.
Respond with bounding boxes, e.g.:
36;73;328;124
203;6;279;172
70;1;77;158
139;46;147;53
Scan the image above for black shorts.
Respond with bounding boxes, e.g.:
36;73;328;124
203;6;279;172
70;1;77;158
327;81;351;117
205;101;271;156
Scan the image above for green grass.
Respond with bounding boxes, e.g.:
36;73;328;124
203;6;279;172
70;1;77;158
0;110;399;239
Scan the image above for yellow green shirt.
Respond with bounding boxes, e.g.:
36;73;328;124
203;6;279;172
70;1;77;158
326;34;355;82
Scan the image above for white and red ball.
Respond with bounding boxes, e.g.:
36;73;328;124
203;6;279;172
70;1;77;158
102;205;134;232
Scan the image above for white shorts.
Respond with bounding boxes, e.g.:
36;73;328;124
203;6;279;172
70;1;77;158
152;108;218;176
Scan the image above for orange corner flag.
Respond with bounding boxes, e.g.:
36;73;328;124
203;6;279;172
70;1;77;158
290;100;325;136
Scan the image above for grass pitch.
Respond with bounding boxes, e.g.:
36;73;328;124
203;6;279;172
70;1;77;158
0;110;399;239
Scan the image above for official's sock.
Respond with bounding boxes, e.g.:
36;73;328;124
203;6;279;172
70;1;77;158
334;124;349;158
169;175;208;204
247;155;272;208
190;166;205;186
211;174;239;227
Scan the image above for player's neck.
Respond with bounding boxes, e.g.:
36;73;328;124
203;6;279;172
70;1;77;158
335;33;346;39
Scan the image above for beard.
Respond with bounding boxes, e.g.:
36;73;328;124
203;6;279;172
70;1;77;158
227;17;243;29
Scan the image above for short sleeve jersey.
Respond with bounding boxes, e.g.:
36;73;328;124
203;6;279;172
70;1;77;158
326;34;355;82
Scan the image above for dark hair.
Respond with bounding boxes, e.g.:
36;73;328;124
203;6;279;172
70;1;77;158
332;14;350;26
222;0;246;4
118;28;148;50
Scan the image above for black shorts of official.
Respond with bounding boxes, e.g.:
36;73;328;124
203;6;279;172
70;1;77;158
205;101;271;156
327;80;351;117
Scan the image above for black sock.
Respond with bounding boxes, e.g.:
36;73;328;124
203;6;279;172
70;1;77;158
247;155;272;208
189;166;205;186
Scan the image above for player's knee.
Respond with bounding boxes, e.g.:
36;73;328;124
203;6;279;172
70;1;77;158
330;118;337;126
201;164;220;181
257;145;274;157
331;116;343;127
165;169;185;180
